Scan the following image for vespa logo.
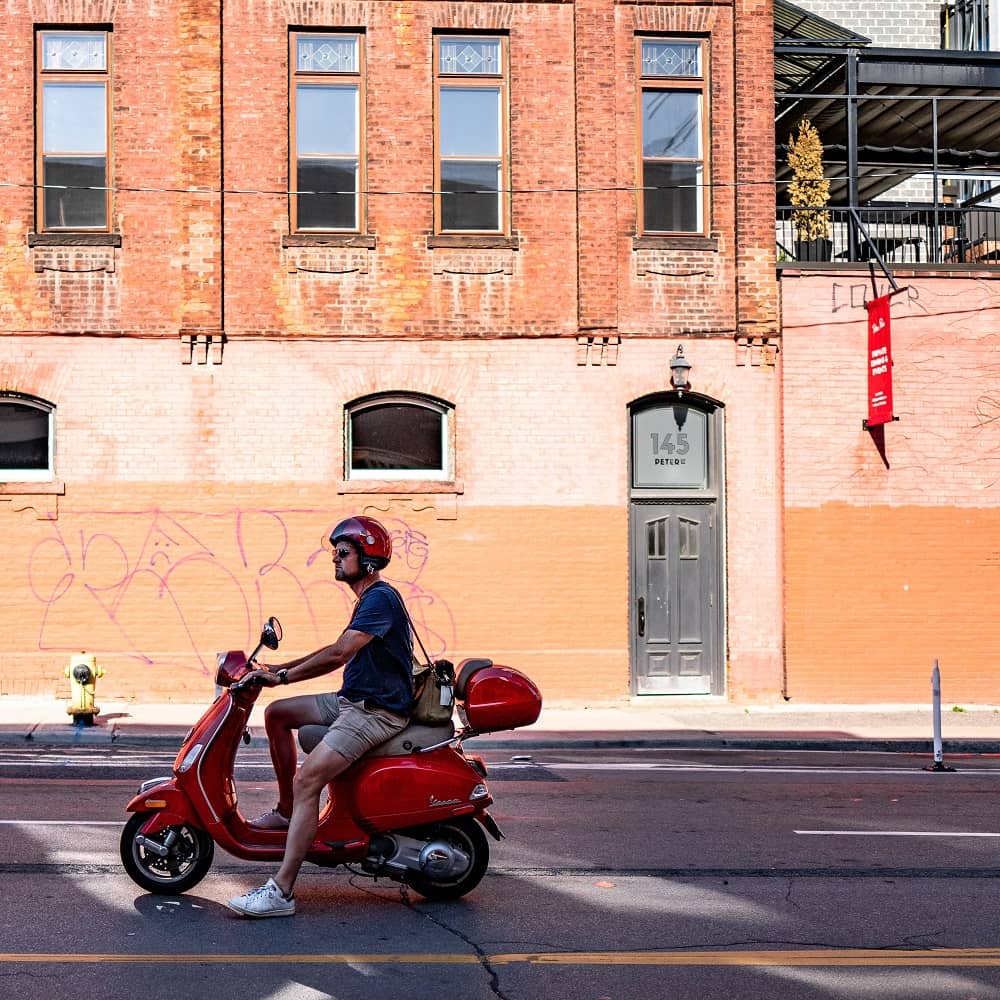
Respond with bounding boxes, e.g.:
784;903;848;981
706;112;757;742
429;794;462;808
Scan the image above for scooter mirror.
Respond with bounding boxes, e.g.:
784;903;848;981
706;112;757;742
261;616;282;651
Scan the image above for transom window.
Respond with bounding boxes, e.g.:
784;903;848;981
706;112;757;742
37;30;111;232
434;35;508;234
290;32;365;233
637;38;708;235
0;395;54;481
346;394;453;481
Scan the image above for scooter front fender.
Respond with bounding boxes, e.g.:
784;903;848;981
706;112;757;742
125;781;197;835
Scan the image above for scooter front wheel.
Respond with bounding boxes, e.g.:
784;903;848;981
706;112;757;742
120;811;214;894
405;817;489;902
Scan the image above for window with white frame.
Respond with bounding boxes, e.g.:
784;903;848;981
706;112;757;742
0;395;54;481
37;29;111;232
435;35;508;233
638;38;708;235
290;32;365;232
346;394;453;480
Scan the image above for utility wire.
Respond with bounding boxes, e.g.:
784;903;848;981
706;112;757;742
0;173;961;198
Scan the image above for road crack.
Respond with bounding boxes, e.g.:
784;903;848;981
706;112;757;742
397;884;512;1000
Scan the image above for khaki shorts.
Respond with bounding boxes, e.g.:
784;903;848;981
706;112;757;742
313;693;408;763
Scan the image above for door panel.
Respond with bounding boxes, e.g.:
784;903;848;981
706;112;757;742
631;503;718;695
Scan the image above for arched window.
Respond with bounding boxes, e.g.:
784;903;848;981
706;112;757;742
346;393;453;480
0;394;55;481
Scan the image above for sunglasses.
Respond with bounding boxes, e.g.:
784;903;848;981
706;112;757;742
333;545;356;559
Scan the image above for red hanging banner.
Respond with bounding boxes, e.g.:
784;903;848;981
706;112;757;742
865;294;894;428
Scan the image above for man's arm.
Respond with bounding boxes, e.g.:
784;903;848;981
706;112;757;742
256;629;373;686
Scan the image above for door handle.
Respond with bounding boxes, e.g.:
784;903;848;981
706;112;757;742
637;597;645;637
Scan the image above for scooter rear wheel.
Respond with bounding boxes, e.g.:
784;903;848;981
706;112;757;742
120;811;214;894
405;817;489;902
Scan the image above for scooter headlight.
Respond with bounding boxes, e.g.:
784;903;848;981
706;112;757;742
177;743;204;773
469;783;489;801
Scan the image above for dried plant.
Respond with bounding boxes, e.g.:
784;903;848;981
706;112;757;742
787;118;831;242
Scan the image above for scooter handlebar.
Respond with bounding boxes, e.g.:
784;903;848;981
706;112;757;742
230;671;264;693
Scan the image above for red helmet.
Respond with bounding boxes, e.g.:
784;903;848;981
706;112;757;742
330;516;392;571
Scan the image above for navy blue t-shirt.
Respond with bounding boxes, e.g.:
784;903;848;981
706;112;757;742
338;581;414;716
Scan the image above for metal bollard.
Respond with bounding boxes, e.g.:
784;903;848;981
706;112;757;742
924;660;956;772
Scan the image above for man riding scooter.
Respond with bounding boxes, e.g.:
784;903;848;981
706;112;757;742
227;515;413;918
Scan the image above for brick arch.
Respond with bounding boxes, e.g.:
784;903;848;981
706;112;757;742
632;7;721;33
629;388;725;413
283;2;370;26
31;1;119;20
0;362;65;406
346;389;455;411
338;365;464;409
435;4;515;30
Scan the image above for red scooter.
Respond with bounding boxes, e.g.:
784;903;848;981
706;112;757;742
120;617;542;901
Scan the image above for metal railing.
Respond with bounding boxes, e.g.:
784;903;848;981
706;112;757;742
777;205;1000;265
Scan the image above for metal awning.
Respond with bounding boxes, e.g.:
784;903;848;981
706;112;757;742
775;1;1000;204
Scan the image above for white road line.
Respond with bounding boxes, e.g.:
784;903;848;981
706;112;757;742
542;763;1000;776
0;820;124;826
5;757;1000;778
795;830;1000;837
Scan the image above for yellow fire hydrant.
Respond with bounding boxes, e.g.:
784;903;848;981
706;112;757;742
65;652;103;725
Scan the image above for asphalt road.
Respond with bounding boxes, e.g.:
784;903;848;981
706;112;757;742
2;746;1000;1000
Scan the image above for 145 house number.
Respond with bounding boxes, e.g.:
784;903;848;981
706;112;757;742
649;431;690;465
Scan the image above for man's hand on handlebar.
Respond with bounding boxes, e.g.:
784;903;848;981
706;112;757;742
233;668;282;691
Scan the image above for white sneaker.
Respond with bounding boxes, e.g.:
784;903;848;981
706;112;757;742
249;808;290;830
227;878;295;918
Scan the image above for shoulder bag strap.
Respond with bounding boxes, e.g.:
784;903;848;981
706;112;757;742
379;583;434;666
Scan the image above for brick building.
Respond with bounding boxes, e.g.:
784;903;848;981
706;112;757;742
0;0;782;706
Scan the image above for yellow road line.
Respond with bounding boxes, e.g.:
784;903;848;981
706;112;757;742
3;950;1000;967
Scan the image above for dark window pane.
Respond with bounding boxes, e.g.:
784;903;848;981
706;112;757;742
297;159;357;230
351;404;443;471
643;161;700;233
0;403;49;471
441;161;500;231
43;156;106;229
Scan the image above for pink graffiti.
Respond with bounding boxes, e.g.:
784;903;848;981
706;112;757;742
26;509;456;675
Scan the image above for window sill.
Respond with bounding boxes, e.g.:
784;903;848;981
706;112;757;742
0;480;65;495
282;234;377;249
427;235;519;250
633;235;719;252
29;233;121;248
337;479;464;495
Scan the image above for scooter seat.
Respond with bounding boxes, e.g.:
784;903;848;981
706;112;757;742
298;720;455;757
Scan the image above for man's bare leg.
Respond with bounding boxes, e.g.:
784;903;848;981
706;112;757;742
262;695;330;817
273;742;351;896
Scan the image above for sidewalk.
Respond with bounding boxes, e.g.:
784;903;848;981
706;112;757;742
3;695;1000;752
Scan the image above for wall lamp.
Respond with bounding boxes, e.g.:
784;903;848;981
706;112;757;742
669;345;691;392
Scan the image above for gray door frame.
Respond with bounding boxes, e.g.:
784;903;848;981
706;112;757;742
628;391;726;697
